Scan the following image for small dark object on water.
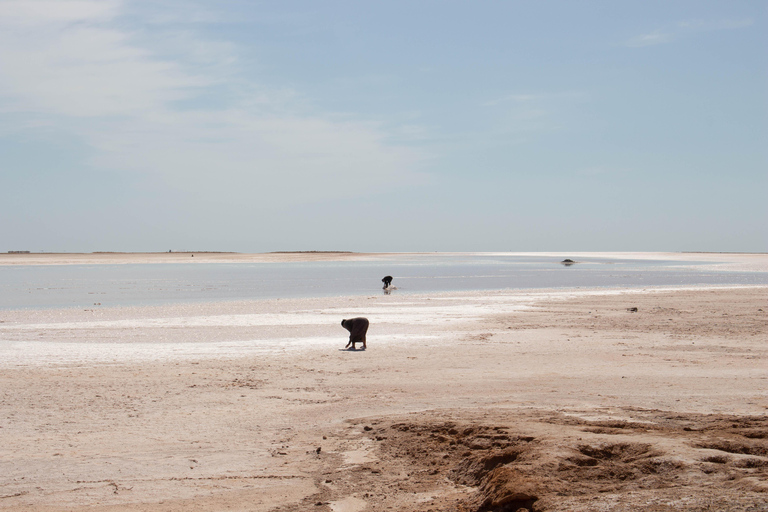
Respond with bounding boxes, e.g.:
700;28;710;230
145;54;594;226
561;258;575;266
382;275;393;289
341;317;369;350
627;307;638;312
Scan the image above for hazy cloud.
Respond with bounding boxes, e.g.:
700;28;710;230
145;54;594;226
482;92;586;108
481;94;540;107
0;0;428;207
0;0;119;24
575;166;630;178
678;18;753;31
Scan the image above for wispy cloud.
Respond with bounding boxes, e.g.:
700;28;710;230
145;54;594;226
481;91;584;108
477;91;586;140
625;17;753;48
0;0;428;207
625;31;672;48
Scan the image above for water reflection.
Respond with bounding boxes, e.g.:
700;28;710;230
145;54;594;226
0;254;764;310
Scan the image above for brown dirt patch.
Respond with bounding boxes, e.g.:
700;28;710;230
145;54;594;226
295;409;768;512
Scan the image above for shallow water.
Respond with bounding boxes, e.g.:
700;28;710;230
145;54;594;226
0;254;765;310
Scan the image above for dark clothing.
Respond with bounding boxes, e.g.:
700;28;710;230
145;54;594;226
341;317;369;349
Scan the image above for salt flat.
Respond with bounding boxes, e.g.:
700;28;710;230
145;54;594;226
1;284;766;511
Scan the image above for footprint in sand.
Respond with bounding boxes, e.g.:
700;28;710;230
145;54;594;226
341;439;379;465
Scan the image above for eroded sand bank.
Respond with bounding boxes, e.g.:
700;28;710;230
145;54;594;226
0;286;766;511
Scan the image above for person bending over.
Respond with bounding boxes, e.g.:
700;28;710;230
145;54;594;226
341;317;369;350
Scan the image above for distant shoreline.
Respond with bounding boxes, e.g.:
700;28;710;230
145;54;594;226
91;251;239;254
0;251;766;272
0;251;375;266
4;250;765;255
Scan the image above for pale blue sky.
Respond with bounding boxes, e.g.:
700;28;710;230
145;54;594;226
1;1;765;252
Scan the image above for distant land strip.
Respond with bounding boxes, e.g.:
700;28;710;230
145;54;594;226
681;251;768;255
91;251;239;254
4;251;240;254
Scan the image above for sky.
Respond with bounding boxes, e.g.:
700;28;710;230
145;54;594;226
1;0;766;253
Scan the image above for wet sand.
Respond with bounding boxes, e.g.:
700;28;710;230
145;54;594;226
1;284;766;511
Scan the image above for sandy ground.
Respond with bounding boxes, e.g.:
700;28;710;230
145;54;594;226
0;285;767;511
1;251;767;273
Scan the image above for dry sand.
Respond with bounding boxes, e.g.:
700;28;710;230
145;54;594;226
1;281;766;511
